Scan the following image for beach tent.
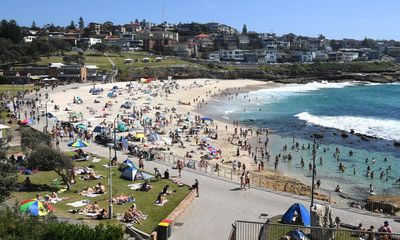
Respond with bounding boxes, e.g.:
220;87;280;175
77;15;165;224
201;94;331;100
107;92;117;98
120;161;150;181
281;203;311;227
112;86;119;90
201;117;213;122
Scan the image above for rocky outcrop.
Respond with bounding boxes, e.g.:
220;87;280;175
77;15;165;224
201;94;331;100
119;62;400;84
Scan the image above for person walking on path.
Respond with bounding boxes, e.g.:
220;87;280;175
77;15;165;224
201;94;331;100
240;172;245;189
245;171;250;190
192;179;199;197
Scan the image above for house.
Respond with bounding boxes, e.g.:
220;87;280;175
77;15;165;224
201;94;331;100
48;63;91;83
208;52;221;61
89;22;102;35
220;49;245;61
328;52;343;62
314;51;329;62
385;47;400;57
136;31;179;52
78;38;102;48
23;35;37;43
342;52;359;62
164;43;192;57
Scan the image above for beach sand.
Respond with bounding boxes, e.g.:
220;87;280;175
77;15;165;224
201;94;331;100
43;78;329;201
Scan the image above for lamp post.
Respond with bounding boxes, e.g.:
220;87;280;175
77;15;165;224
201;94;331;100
113;115;119;159
45;100;51;132
310;142;317;214
107;144;113;219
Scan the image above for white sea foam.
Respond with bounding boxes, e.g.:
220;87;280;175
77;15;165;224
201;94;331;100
295;112;400;141
255;81;355;94
224;110;234;114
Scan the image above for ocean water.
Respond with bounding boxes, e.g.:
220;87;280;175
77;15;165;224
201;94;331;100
203;82;400;197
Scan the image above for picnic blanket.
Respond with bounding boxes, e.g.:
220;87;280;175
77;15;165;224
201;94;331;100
66;200;90;208
81;192;106;198
91;158;101;163
154;199;169;207
128;183;142;190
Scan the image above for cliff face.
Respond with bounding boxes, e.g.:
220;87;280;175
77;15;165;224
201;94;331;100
119;62;400;83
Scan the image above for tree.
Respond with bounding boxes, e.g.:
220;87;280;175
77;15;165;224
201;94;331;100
0;147;17;203
20;127;52;151
49;38;71;55
78;16;84;29
31;21;38;30
28;146;74;190
92;42;108;55
361;37;375;48
242;24;247;34
109;45;121;56
67;20;76;30
0;19;22;43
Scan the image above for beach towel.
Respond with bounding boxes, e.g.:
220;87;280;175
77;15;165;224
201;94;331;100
154;199;168;207
128;183;142;190
81;193;106;198
66;200;90;208
91;158;101;163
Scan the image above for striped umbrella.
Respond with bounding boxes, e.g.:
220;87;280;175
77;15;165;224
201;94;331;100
67;139;89;148
19;199;51;216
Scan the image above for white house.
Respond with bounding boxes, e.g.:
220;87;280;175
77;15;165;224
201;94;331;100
342;52;359;62
220;49;245;61
23;35;37;43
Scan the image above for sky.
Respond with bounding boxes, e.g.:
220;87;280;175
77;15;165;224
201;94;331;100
1;0;399;40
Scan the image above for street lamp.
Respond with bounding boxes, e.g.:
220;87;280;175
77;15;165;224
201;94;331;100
107;144;114;219
113;115;119;159
310;142;317;214
45;100;51;132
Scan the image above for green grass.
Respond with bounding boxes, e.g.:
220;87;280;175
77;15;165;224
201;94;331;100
13;154;191;234
0;84;39;96
35;51;199;72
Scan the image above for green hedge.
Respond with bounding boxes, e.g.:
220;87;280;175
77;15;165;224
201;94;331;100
0;207;124;240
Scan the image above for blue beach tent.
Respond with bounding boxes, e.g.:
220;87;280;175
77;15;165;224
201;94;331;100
120;161;152;181
281;203;310;227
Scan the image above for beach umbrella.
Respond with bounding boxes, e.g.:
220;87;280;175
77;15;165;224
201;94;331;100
68;139;89;148
201;117;213;121
19;199;51;217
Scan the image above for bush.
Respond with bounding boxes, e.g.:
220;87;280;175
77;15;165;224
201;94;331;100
20;127;52;151
0;206;124;240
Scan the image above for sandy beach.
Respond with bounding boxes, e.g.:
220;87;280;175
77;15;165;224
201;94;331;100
30;79;333;202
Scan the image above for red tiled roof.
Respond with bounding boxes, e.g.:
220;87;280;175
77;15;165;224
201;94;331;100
195;33;210;38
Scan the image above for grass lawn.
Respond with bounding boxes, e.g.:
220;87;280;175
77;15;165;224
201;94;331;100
35;51;199;72
0;84;39;97
13;153;191;234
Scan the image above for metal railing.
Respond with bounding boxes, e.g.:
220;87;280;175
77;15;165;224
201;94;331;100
229;221;400;240
154;151;398;217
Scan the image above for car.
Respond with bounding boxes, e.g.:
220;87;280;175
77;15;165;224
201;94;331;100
94;134;113;145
